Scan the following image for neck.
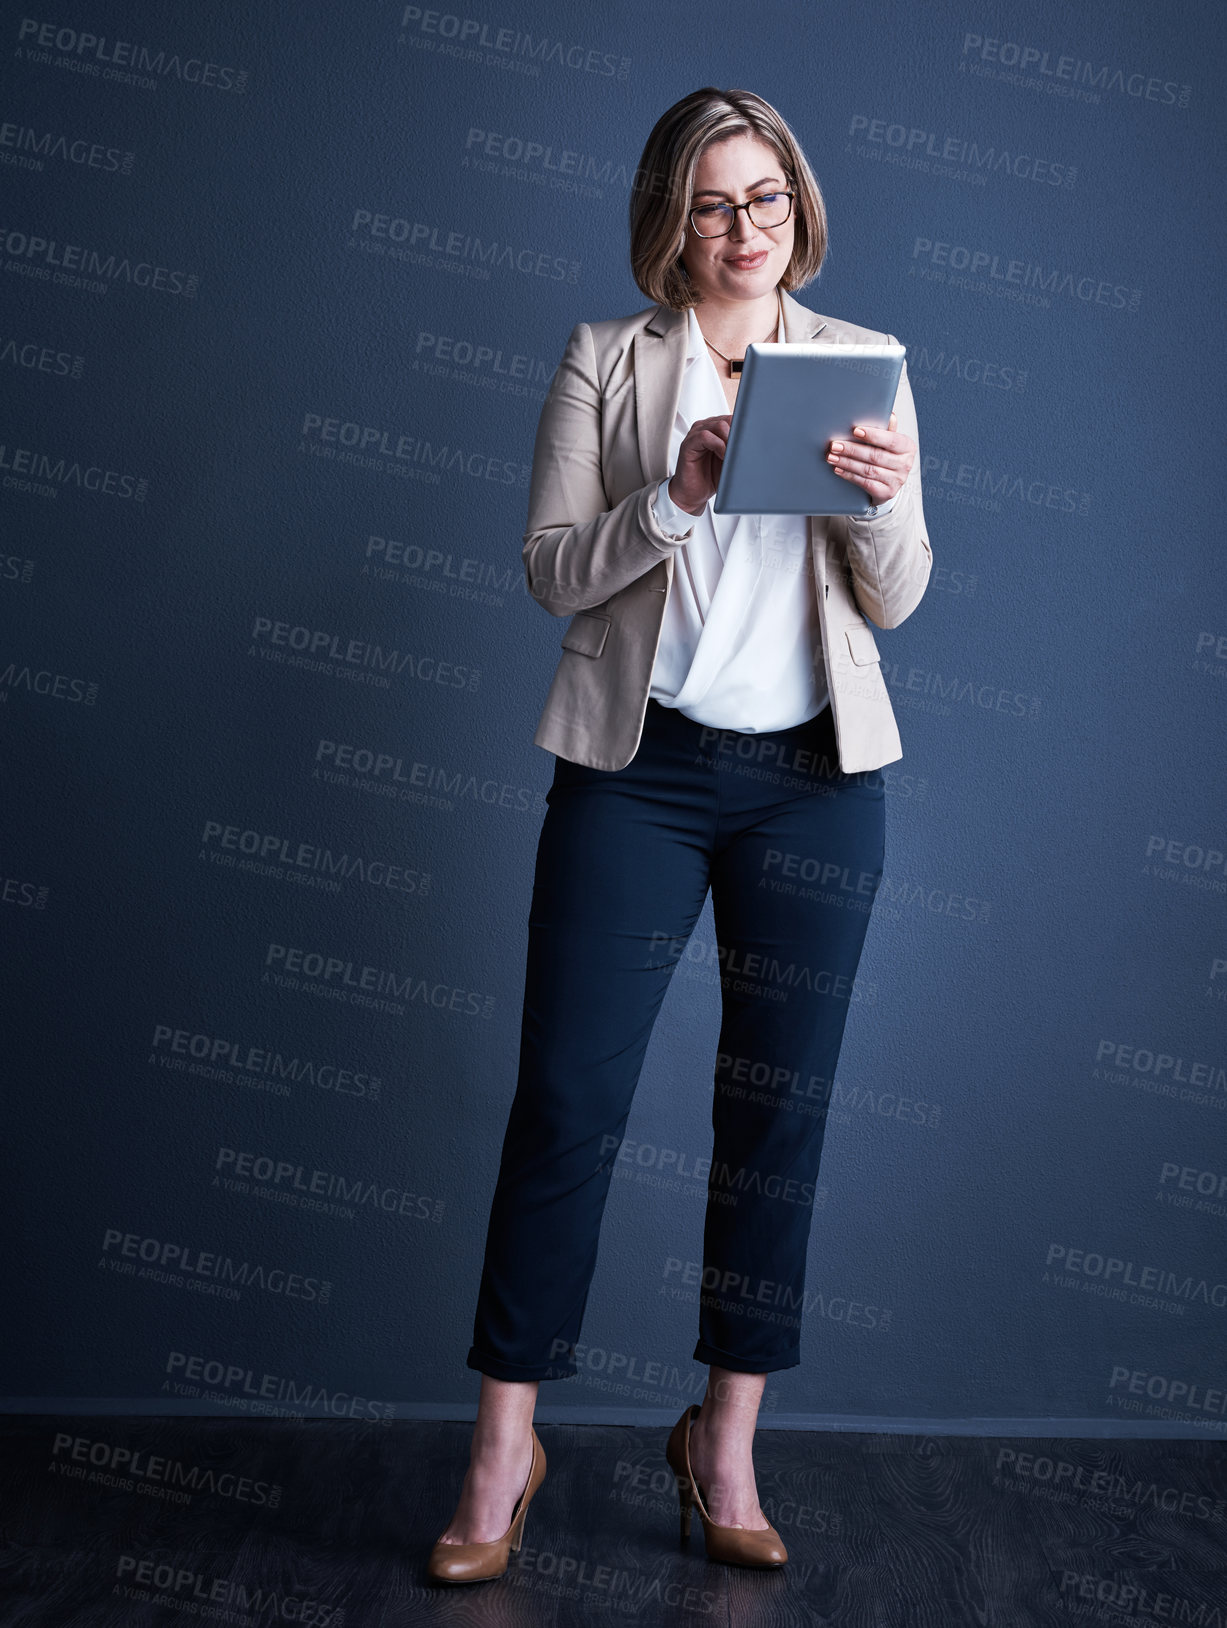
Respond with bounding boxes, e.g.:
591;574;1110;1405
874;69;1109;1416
692;287;782;354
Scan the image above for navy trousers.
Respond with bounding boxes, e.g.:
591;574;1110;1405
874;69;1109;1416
468;697;886;1381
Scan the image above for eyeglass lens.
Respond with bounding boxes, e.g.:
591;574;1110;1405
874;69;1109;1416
689;193;792;237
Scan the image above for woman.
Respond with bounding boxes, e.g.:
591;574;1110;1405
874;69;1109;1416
428;86;931;1583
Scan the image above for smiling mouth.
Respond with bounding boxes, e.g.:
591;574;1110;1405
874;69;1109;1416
726;250;768;268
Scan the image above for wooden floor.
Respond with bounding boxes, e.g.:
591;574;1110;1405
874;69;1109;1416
1;1416;1224;1625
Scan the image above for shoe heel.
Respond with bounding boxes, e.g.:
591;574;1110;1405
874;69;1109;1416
666;1406;697;1547
675;1470;693;1544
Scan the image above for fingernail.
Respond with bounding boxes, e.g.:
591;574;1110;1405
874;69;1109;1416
853;426;866;438
830;441;844;451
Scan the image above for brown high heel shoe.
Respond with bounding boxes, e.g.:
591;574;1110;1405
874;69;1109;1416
665;1404;787;1568
426;1427;547;1584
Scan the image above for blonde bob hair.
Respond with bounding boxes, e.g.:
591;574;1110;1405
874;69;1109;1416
629;87;828;310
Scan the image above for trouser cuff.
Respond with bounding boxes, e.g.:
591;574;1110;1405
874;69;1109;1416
466;1346;577;1382
692;1338;800;1375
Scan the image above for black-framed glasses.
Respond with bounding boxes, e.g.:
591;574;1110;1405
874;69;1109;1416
687;190;795;238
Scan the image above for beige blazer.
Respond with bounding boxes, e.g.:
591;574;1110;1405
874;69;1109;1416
522;287;933;773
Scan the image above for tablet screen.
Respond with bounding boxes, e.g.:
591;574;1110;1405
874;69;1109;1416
713;343;905;516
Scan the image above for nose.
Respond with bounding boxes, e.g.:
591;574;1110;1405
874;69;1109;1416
726;217;765;255
729;207;757;243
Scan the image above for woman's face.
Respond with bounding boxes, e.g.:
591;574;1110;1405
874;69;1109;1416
679;131;796;307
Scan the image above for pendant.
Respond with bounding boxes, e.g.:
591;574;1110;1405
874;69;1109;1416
729;358;743;376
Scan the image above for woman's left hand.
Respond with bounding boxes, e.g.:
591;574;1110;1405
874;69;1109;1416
826;411;916;506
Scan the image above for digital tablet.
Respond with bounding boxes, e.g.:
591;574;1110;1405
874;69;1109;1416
712;343;906;516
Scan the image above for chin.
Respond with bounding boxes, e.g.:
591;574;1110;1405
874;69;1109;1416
722;264;777;289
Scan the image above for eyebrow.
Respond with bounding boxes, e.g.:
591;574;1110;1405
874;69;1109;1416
692;175;783;199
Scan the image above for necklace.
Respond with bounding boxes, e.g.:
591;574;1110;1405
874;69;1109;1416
700;289;783;375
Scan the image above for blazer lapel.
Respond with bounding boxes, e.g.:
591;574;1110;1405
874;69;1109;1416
633;305;688;484
779;286;830;345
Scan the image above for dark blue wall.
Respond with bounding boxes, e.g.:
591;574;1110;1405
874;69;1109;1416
3;0;1225;1433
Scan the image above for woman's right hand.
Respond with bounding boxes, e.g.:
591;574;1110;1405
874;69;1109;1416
667;414;732;515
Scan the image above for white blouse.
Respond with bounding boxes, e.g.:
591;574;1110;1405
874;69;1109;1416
647;305;828;733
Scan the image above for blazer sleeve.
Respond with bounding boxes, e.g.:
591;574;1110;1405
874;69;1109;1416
521;320;694;616
840;339;933;629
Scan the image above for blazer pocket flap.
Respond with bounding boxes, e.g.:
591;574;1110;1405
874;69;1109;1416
844;622;881;666
561;611;611;659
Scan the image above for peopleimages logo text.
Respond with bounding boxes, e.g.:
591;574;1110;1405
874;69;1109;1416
100;1228;330;1302
398;7;629;79
1047;1244;1227;1308
960;32;1191;108
16;19;249;92
1;225;198;296
911;238;1140;310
